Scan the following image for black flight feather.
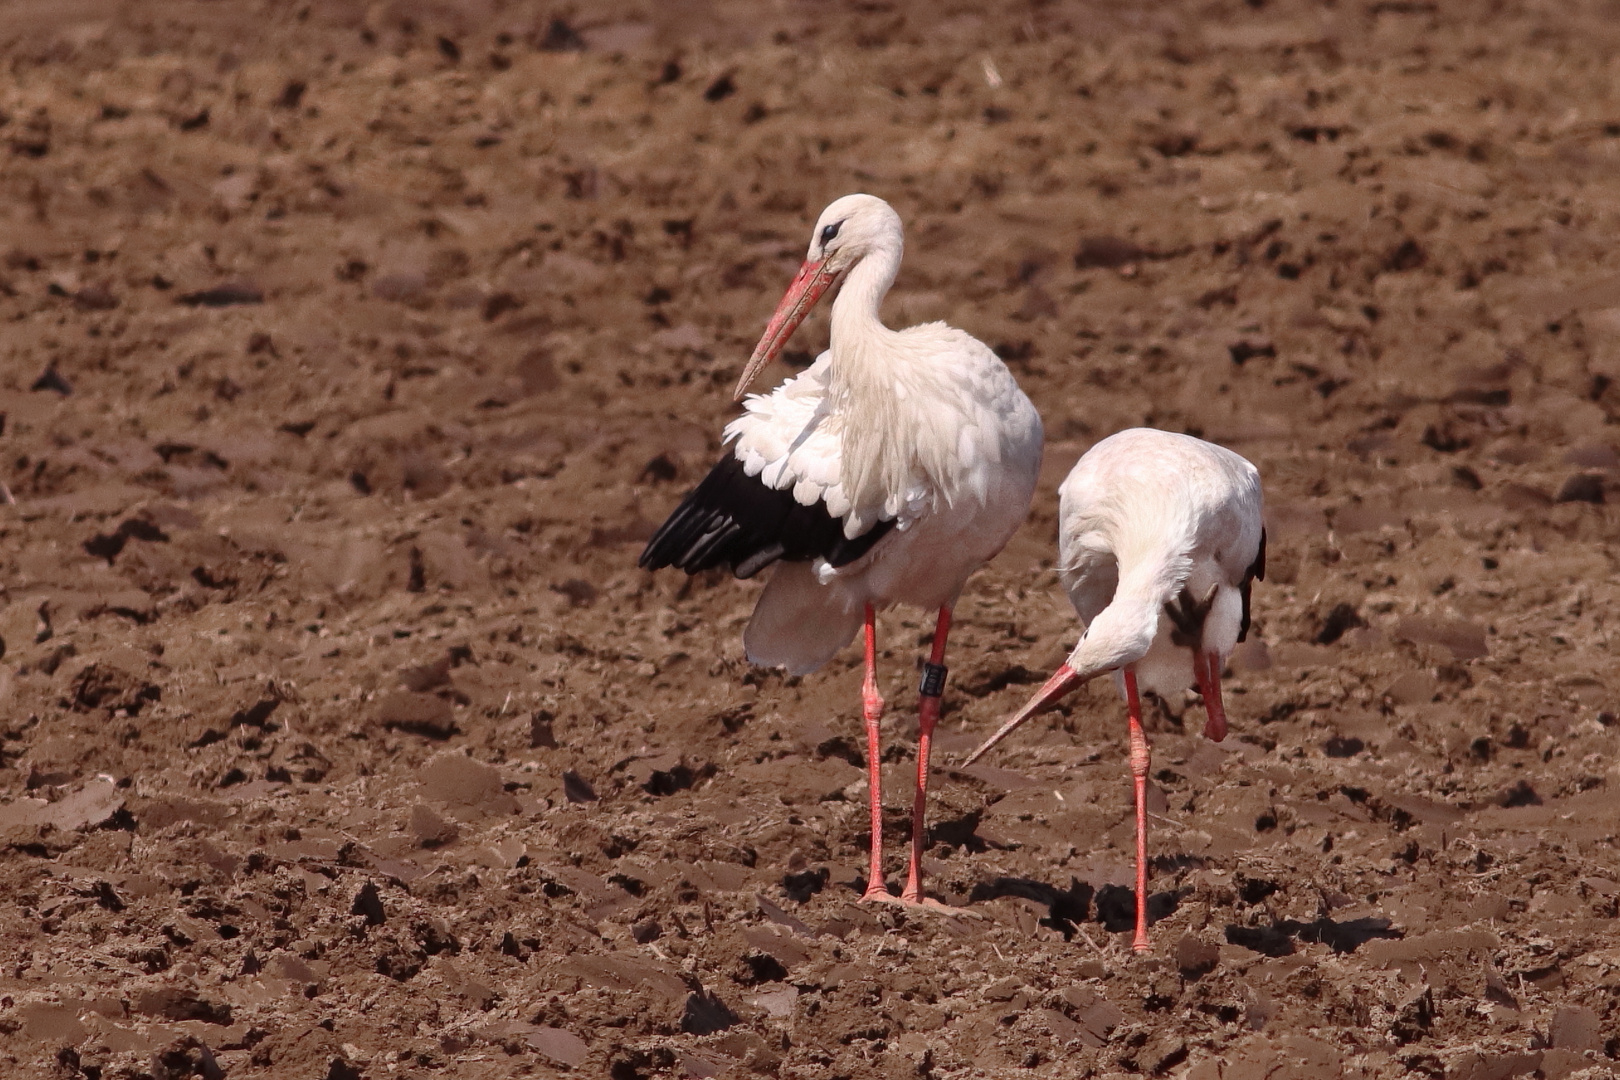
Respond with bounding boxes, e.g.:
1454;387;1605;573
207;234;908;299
639;453;894;579
1237;527;1265;643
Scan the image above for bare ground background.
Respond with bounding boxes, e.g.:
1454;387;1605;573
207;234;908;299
2;1;1620;1077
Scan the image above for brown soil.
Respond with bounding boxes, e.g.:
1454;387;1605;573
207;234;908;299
2;2;1620;1078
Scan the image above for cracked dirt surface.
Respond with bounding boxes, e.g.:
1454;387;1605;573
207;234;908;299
2;1;1620;1078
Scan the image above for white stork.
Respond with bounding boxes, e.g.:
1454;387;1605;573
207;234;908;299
640;194;1043;909
964;428;1265;950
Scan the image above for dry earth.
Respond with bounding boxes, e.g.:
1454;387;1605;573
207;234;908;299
2;1;1620;1078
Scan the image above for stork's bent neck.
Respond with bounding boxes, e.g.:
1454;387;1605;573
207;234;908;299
829;240;903;364
1066;560;1185;679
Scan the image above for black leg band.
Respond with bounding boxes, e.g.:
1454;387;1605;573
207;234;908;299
919;662;948;699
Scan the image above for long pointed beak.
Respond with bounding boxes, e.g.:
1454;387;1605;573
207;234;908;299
732;257;839;401
961;663;1090;767
1194;651;1228;742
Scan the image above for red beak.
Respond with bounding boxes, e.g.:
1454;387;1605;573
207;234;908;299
1194;651;1228;742
732;258;839;401
962;664;1090;766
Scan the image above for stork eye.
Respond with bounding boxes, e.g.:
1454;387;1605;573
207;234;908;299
820;221;842;247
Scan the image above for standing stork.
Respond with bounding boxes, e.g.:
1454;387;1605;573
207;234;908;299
640;194;1043;909
964;428;1265;950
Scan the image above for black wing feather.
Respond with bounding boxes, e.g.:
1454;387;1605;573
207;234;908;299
639;453;895;580
1237;527;1265;643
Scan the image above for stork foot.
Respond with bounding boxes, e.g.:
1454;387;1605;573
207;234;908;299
862;890;983;918
859;884;896;904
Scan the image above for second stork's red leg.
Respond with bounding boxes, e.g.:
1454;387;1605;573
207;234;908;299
1125;667;1152;952
859;604;890;902
900;605;953;905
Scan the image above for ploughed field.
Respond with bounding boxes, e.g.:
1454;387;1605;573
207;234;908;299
1;1;1619;1077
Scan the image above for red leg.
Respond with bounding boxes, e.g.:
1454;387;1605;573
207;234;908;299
1125;666;1151;952
901;606;953;904
1194;650;1228;743
859;604;890;902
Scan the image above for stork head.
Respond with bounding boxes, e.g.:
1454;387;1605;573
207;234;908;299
801;193;904;272
732;193;904;401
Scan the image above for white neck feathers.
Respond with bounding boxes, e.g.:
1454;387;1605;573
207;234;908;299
828;237;982;535
1066;530;1193;677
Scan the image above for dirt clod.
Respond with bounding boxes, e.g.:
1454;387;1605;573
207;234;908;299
0;4;1617;1079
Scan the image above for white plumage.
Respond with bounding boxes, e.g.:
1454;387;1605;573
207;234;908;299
965;427;1265;951
642;193;1042;909
732;343;1041;673
1057;428;1263;703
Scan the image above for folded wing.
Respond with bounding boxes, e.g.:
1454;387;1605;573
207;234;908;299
639;356;895;580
